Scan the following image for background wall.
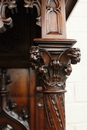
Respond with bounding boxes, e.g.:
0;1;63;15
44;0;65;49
65;0;87;130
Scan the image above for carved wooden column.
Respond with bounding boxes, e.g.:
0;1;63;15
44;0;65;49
30;0;81;130
0;0;80;130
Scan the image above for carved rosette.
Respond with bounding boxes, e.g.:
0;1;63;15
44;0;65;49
30;42;81;130
0;0;17;33
0;69;29;130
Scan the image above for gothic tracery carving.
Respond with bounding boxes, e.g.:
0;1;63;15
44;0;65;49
46;0;62;34
0;0;17;33
46;0;61;13
0;69;29;130
24;0;41;26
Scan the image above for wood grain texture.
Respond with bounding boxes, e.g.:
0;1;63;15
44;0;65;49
0;0;80;130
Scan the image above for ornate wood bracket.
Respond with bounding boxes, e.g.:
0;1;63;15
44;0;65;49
0;69;29;130
30;39;81;130
0;0;17;33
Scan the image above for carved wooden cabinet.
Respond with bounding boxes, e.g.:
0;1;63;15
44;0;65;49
0;0;80;130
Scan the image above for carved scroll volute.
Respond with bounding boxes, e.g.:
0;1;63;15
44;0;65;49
42;0;66;38
30;45;81;130
0;0;17;33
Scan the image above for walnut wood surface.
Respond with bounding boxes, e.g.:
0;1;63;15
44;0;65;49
0;1;80;130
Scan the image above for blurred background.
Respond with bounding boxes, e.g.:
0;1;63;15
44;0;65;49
65;0;87;130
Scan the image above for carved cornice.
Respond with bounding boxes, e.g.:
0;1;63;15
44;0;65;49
0;0;17;33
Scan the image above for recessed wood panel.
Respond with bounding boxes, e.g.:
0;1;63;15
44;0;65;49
42;0;66;38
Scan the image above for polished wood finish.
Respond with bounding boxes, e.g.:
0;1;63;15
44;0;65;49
30;43;80;130
0;69;29;130
42;0;66;38
0;0;80;130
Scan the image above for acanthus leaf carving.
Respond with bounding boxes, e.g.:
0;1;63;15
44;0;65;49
30;45;81;129
30;46;81;86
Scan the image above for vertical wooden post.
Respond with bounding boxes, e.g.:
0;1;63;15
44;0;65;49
32;0;81;130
